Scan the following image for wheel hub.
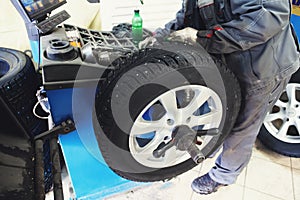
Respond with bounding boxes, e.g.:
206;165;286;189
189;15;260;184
286;108;296;118
129;85;223;168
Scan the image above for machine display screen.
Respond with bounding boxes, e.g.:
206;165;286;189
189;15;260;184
19;0;66;20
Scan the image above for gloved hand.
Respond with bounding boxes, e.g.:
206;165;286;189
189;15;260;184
167;27;213;50
167;27;198;46
138;36;159;49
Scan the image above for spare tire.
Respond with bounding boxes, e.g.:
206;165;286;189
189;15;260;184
93;43;241;182
258;68;300;157
0;47;50;199
0;48;47;137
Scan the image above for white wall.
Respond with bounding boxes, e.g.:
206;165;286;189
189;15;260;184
0;0;100;51
0;0;182;52
0;1;30;51
100;0;182;31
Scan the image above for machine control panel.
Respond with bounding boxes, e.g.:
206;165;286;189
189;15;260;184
36;10;70;33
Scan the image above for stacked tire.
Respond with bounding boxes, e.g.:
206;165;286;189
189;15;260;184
0;48;50;200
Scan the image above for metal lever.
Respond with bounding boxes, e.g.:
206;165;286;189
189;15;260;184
196;128;220;137
153;125;217;164
34;119;75;140
34;120;75;200
173;126;205;164
153;140;174;159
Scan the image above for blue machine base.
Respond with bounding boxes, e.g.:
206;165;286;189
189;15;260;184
59;131;142;199
46;87;145;199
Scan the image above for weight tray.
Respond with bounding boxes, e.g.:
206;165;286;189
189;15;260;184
63;24;152;52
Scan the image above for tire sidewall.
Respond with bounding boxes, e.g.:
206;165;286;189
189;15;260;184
290;67;300;83
258;125;300;157
0;48;26;85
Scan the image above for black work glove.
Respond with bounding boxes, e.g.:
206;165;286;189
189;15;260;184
196;25;224;51
195;30;211;50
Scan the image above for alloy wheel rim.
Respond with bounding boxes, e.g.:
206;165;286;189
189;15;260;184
129;85;223;168
263;83;300;144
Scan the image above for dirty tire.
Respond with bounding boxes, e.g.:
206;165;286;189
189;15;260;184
93;43;241;182
0;47;50;199
0;47;47;137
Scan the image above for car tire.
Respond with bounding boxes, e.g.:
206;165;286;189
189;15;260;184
258;69;300;157
0;47;51;199
0;47;47;137
93;43;241;182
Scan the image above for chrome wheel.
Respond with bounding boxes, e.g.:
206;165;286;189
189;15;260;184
263;83;300;144
129;85;223;168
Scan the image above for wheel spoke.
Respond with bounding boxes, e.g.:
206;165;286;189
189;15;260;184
286;84;297;106
131;118;165;136
264;112;284;122
162;147;180;166
274;99;287;109
136;141;159;156
295;119;300;135
183;89;211;116
189;110;221;127
159;91;178;116
277;121;290;138
136;130;167;155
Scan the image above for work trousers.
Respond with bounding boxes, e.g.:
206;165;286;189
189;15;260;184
209;76;291;185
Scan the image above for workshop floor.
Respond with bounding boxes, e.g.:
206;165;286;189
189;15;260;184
105;139;300;200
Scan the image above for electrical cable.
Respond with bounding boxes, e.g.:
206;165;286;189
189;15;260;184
33;99;50;120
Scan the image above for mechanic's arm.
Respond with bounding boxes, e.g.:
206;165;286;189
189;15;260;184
154;2;185;37
203;0;291;54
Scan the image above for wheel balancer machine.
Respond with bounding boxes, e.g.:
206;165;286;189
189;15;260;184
11;0;207;199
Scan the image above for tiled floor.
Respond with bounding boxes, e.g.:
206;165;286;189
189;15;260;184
105;140;300;200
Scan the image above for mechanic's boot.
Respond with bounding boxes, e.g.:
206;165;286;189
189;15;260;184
191;173;227;195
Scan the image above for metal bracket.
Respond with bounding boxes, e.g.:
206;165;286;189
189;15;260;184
34;119;76;141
